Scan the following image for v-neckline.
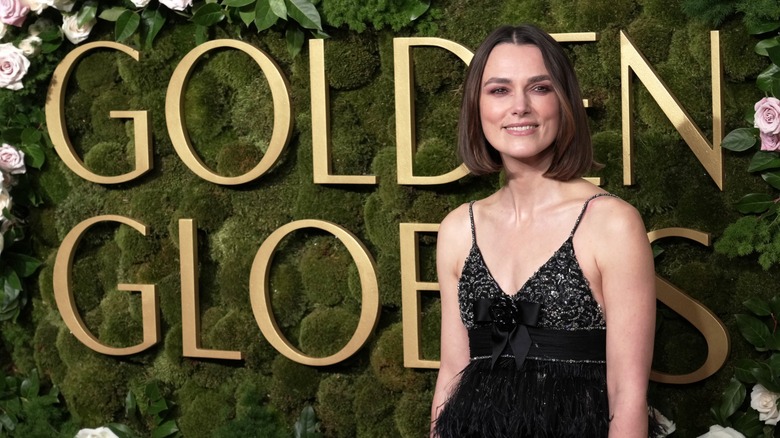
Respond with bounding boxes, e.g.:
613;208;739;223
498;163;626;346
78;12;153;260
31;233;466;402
472;236;573;298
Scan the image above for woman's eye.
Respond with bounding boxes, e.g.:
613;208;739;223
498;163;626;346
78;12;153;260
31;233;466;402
488;87;508;95
532;84;552;93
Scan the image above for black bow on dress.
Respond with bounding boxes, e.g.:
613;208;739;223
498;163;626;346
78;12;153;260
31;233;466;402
474;297;541;369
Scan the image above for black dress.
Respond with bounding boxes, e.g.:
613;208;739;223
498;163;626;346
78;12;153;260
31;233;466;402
433;194;659;437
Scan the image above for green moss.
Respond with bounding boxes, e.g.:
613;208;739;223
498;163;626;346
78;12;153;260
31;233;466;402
96;289;144;349
353;371;401;437
59;358;129;425
33;320;65;383
269;356;320;418
325;34;380;90
573;0;638;29
299;236;352;306
317;374;357;437
177;381;233;438
268;262;308;329
299;307;359;357
370;323;426;391
394;390;432;438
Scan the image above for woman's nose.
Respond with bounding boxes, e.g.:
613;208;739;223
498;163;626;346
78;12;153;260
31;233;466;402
511;93;530;115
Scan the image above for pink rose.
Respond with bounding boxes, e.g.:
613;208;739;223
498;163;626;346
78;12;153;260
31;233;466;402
0;43;30;90
760;132;780;151
0;0;28;27
755;97;780;135
0;144;24;174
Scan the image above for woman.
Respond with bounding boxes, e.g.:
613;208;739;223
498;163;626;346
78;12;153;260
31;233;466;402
431;24;657;437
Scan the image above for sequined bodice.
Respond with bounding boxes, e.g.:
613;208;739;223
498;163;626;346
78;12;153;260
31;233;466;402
457;195;609;331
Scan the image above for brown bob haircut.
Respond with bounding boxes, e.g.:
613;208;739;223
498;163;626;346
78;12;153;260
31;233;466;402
458;24;599;180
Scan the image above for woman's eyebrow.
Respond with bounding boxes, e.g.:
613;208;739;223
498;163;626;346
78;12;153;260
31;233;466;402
482;75;552;88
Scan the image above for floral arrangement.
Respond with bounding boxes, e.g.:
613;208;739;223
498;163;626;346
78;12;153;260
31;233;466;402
716;17;780;269
703;296;780;437
0;140;40;322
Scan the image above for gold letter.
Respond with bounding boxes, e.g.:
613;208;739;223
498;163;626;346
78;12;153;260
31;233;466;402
400;223;440;368
310;39;376;184
179;219;242;360
648;227;729;383
166;40;292;185
53;216;159;355
45;42;152;184
393;37;471;185
621;31;724;189
249;220;380;365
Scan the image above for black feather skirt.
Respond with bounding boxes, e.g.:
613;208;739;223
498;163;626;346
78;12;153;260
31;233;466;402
433;356;611;438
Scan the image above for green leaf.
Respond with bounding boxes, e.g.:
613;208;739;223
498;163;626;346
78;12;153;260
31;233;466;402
295;405;321;438
762;171;780;190
151;420;180;438
736;193;775;214
756;36;780;56
125;390;137;418
734;358;761;383
731;409;763;437
238;2;256;26
254;0;277;31
20;128;41;145
20;143;44;169
406;0;430;21
115;10;141;42
744;298;772;316
749;151;780;172
736;313;771;350
19;369;40;399
192;2;225;26
757;64;780;93
718;378;746;421
99;6;129;22
223;0;255;6
748;20;780;35
141;7;166;49
269;0;287;19
286;26;304;57
722;128;758;152
5;253;41;277
107;423;136;438
285;0;321;30
767;44;780;66
651;244;663;258
753;362;780;392
195;25;209;45
77;2;98;27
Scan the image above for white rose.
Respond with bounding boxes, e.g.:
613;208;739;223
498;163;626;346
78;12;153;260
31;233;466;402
20;0;50;14
49;0;73;11
697;425;746;438
130;0;151;7
0;144;24;174
0;22;6;39
158;0;192;11
0;227;4;257
0;0;29;27
650;407;676;437
61;13;94;44
750;383;780;425
74;427;119;438
18;35;40;56
0;188;11;220
0;43;29;90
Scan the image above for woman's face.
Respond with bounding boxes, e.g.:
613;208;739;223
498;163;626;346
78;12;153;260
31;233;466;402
478;43;560;167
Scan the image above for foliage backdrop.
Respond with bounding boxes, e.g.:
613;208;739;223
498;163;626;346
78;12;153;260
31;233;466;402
1;0;776;436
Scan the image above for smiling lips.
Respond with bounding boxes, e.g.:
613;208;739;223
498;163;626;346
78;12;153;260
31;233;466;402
504;124;539;133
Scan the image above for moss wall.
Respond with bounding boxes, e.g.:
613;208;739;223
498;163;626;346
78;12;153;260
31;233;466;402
1;0;774;436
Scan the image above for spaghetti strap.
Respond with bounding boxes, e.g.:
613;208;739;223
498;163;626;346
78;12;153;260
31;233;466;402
569;193;618;237
468;201;477;245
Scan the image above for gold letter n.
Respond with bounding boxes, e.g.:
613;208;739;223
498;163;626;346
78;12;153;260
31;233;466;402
621;31;724;190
